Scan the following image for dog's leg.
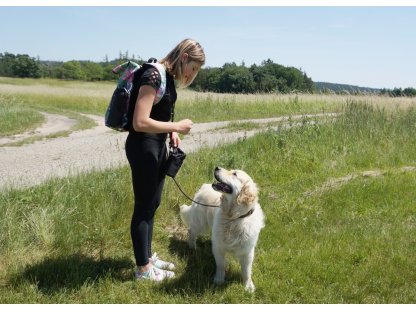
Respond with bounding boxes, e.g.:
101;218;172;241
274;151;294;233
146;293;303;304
187;228;197;249
180;204;198;249
213;244;226;285
239;248;255;292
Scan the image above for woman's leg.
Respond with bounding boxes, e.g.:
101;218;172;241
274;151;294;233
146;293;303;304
126;135;166;267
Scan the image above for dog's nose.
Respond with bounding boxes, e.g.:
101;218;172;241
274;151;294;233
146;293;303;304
215;166;220;172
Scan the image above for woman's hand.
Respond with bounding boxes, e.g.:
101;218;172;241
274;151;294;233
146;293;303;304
176;119;193;134
169;132;181;148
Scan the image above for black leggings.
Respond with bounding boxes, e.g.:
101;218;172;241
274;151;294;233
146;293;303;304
125;133;167;266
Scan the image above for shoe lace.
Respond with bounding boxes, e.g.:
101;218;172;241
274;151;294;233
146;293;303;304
151;253;159;262
153;266;161;277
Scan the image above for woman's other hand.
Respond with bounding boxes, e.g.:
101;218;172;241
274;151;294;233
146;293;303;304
169;132;181;147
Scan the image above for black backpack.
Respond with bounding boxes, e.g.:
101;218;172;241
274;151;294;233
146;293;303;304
104;59;167;131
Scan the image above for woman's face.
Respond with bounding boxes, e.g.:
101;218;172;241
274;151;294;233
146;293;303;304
181;59;201;87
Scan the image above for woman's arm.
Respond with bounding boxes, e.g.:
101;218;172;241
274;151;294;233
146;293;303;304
132;85;193;134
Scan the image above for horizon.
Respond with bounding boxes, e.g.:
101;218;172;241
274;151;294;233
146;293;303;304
0;6;415;89
13;56;397;91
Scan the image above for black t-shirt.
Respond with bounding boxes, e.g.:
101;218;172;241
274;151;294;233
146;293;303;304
127;64;177;133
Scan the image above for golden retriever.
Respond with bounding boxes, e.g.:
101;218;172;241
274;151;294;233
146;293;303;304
180;167;265;292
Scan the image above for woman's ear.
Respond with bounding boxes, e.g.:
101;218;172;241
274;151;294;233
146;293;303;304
181;53;188;63
237;182;258;205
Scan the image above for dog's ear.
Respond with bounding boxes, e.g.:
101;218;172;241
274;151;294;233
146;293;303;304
237;182;258;205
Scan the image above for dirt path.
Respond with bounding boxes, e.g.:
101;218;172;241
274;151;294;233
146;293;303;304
0;112;76;145
0;113;337;191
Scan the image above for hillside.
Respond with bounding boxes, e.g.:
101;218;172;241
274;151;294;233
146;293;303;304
314;81;381;94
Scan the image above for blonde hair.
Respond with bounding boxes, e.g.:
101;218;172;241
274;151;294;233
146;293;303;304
160;39;205;87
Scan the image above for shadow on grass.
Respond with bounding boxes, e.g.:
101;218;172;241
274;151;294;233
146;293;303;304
159;236;241;296
9;254;134;295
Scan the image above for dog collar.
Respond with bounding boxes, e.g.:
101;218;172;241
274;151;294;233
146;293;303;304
237;208;255;219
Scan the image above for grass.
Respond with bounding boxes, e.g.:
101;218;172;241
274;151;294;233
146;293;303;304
0;78;343;137
0;102;415;303
0;93;97;142
0;78;111;138
0;95;45;136
2;76;415;137
0;111;95;147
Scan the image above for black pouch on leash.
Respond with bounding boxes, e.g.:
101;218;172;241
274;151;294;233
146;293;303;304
165;147;186;178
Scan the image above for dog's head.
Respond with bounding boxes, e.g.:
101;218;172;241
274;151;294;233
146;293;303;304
212;167;258;207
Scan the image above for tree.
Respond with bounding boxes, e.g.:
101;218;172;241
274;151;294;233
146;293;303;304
391;88;403;97
1;51;317;94
11;54;42;78
403;87;416;97
82;61;104;81
252;66;279;92
0;52;16;77
0;53;41;78
61;61;85;80
218;63;255;93
192;67;221;92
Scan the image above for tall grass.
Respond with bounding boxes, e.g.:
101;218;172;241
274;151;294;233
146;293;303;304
175;92;340;122
0;78;112;137
1;77;416;136
1;102;415;303
0;95;45;136
1;77;342;117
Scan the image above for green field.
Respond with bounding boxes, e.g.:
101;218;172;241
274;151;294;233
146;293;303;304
0;78;415;303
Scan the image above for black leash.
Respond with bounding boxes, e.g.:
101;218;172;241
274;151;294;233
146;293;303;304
171;177;255;220
167;91;217;209
171;177;220;208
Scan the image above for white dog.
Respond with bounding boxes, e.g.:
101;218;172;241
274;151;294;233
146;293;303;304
180;167;265;292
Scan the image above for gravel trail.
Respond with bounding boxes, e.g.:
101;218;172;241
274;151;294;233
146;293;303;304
0;113;336;191
0;112;76;145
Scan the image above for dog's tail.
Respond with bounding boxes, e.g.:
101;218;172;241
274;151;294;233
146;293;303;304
179;204;191;227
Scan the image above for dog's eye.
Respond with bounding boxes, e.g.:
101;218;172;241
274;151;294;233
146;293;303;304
233;172;238;176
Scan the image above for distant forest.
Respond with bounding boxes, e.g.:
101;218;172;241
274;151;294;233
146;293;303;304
1;52;415;97
314;82;416;97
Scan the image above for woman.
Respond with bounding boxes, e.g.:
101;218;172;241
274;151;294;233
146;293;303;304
125;39;205;281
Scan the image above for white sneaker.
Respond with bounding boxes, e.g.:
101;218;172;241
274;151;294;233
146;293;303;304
135;265;175;282
150;253;175;270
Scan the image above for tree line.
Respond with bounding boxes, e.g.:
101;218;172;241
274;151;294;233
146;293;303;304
191;59;313;93
0;52;313;93
1;51;415;96
380;87;416;97
0;52;142;81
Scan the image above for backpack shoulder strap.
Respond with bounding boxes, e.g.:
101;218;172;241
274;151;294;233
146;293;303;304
146;62;167;105
113;61;141;90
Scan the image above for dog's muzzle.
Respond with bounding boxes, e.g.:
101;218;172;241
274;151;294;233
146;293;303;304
212;168;233;194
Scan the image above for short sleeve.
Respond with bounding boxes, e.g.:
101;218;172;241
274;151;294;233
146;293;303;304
139;67;161;91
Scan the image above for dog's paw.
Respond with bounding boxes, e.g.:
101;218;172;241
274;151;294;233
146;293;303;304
213;277;225;285
244;280;255;293
214;272;225;285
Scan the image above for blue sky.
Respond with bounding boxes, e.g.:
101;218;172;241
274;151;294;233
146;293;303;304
0;6;415;89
